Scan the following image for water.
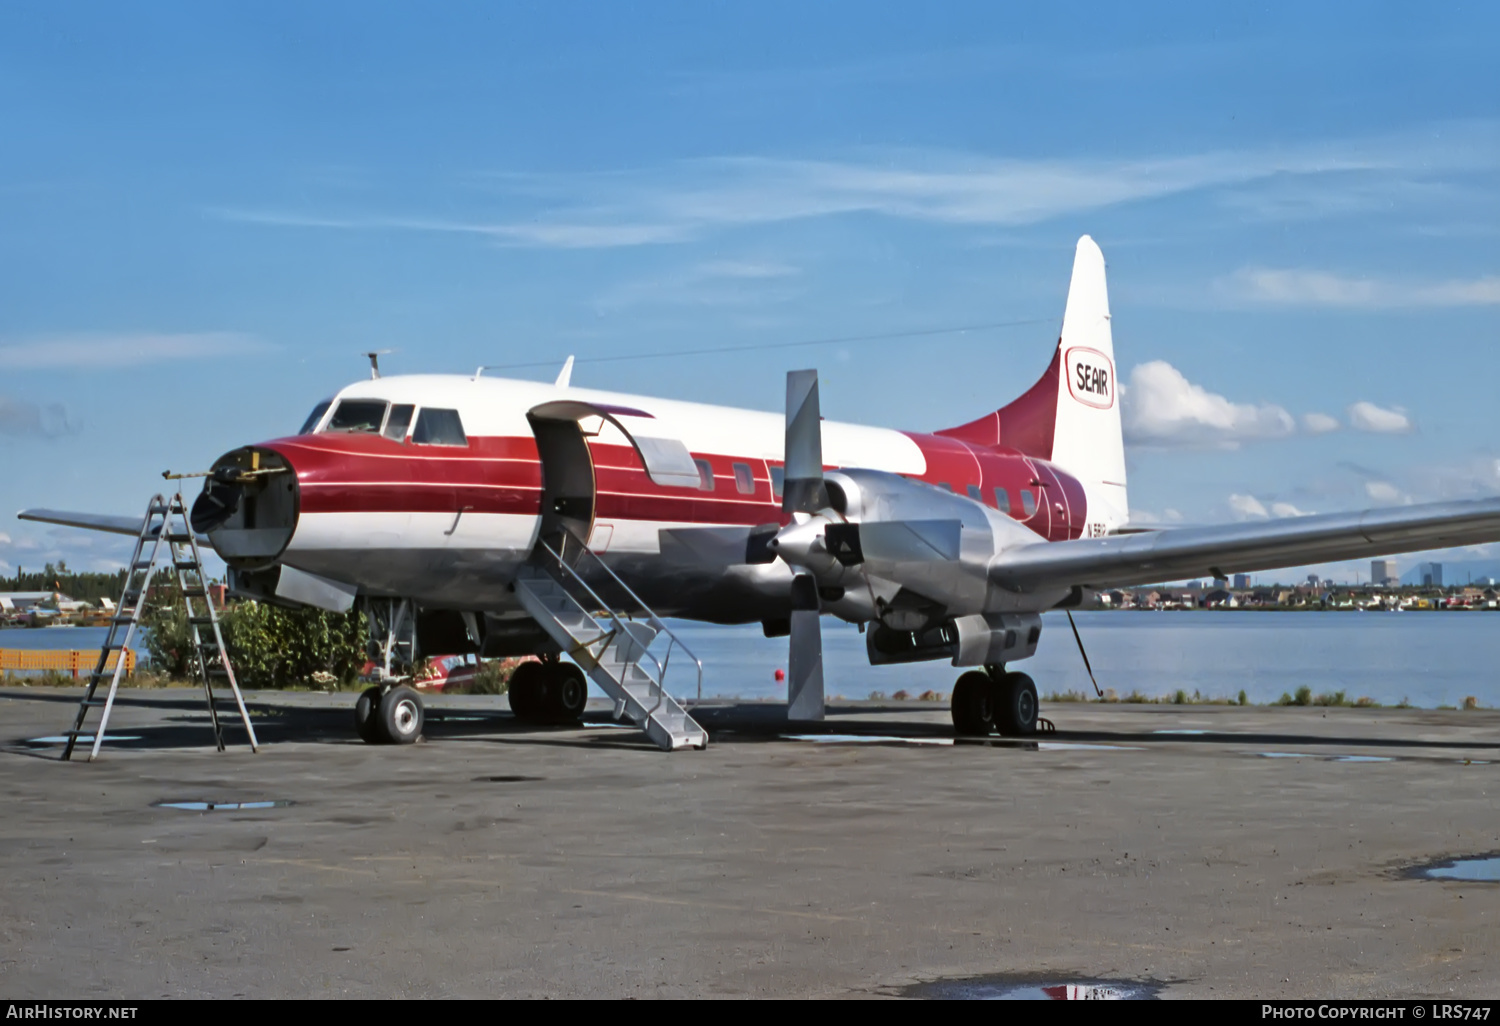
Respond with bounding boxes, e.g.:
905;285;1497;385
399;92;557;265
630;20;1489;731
1415;855;1500;882
0;626;117;651
7;611;1497;710
662;610;1500;709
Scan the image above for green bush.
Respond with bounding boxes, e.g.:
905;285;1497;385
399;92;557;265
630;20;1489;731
146;595;367;689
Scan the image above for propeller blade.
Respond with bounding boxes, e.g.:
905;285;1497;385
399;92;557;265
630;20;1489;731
783;369;829;513
786;573;825;720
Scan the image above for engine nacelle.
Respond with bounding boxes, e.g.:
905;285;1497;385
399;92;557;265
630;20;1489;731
775;469;1045;629
866;611;1042;667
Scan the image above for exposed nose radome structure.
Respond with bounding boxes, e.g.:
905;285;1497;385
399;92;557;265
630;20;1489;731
193;446;299;572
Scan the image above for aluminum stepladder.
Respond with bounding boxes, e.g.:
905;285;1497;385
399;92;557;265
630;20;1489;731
61;493;259;761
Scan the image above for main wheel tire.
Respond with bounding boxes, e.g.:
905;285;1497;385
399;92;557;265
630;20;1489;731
355;686;389;744
951;670;999;736
545;662;588;724
379;685;424;745
507;660;548;722
995;671;1039;736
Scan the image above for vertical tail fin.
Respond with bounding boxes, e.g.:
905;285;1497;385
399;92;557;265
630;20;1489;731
938;235;1129;529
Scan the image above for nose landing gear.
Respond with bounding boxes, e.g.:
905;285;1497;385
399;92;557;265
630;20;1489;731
354;684;425;745
951;665;1038;737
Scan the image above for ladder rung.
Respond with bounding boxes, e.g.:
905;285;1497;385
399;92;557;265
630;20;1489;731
173;561;200;570
131;561;154;569
182;588;206;597
163;532;193;542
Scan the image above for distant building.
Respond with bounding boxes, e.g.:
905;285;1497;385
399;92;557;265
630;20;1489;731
1232;573;1250;589
1371;559;1397;587
1419;562;1444;588
1307;574;1320;587
1212;576;1228;589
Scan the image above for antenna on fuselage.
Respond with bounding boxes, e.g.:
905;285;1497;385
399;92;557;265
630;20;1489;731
364;350;392;380
554;355;575;388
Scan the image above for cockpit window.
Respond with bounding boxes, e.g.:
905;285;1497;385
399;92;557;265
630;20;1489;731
298;400;332;435
324;400;389;434
411;407;467;446
383;404;415;441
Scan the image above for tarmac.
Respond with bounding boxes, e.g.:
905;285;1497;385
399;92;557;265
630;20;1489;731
1;685;1497;999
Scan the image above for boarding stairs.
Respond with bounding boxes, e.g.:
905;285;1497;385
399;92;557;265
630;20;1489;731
513;538;707;752
62;493;258;761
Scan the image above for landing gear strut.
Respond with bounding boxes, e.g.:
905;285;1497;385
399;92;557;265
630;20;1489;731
950;665;1038;737
508;659;588;725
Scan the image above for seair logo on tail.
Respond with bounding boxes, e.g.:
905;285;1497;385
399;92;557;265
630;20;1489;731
1065;346;1115;410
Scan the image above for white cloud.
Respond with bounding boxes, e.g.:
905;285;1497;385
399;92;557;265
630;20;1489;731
0;332;271;370
0;396;72;437
1122;361;1296;448
1364;480;1410;504
593;259;801;311
1129;508;1185;526
1229;494;1269;519
0;532;11;545
1219;267;1500;309
1348;401;1413;434
1229;494;1312;520
1301;412;1341;435
216;122;1500;249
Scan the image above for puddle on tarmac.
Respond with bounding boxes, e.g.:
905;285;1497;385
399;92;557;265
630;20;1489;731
782;734;954;746
472;775;546;783
1410;854;1500;882
1038;742;1145;752
1331;755;1392;763
27;735;142;745
152;800;294;812
905;975;1160;1000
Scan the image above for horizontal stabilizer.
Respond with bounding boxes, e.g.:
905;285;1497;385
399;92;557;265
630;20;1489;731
990;496;1500;591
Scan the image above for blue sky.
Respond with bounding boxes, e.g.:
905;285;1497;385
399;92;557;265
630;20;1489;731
1;3;1497;584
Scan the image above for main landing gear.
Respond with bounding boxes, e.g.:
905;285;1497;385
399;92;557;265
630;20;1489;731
506;658;588;726
951;665;1038;737
355;683;425;745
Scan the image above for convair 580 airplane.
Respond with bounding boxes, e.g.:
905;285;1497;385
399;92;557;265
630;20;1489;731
23;237;1500;750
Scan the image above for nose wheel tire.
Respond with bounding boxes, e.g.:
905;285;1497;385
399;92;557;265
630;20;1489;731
995;671;1039;736
355;686;388;744
951;671;999;736
379;685;424;745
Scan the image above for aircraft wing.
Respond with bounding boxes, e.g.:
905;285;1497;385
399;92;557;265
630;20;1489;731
989;496;1500;591
18;509;149;537
17;508;214;547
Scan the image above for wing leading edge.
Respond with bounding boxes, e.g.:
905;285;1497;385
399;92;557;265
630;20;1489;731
990;497;1500;591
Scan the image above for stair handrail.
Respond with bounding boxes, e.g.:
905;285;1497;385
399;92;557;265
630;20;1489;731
535;537;703;712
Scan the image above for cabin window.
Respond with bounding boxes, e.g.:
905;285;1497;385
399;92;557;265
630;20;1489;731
732;462;755;495
383;404;415;441
966;484;983;503
993;488;1012;513
324;400;388;434
412;408;468;447
769;465;785;501
298;400;332;435
695;459;715;492
1020;489;1037;516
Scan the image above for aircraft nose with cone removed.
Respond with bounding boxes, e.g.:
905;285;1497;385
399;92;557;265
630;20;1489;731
194;446;300;571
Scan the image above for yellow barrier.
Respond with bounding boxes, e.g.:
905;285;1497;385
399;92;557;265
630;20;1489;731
0;648;136;677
